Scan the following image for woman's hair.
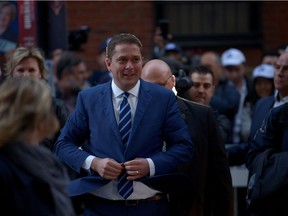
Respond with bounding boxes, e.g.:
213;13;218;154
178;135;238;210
5;47;48;80
0;77;59;146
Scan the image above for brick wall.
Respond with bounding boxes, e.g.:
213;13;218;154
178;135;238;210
66;1;288;72
262;2;288;51
66;1;155;72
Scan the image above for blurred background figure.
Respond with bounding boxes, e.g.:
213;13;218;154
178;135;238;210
221;48;253;150
151;19;173;60
0;1;17;53
55;51;89;113
261;50;279;65
88;37;112;86
237;64;275;163
200;51;240;126
161;42;190;77
5;46;69;151
0;77;75;216
221;48;254;216
251;64;275;109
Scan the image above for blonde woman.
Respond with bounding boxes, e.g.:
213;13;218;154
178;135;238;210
0;77;75;215
5;46;69;150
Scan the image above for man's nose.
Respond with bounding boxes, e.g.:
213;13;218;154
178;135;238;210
125;61;133;69
23;71;30;76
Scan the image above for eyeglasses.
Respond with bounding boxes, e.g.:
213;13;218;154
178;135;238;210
156;75;172;87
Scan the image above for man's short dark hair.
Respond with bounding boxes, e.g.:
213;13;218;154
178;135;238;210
56;52;84;80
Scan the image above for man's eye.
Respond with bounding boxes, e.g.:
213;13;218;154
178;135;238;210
133;58;140;63
118;58;126;63
204;84;212;89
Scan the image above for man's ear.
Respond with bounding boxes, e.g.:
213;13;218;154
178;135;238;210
171;75;176;86
105;58;111;71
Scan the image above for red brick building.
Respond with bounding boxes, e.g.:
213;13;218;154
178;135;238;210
64;1;288;74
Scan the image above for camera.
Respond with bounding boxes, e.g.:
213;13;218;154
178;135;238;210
175;69;193;98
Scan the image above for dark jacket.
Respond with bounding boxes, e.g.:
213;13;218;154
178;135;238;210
171;97;233;216
247;103;288;216
0;142;75;216
210;79;240;123
40;97;69;150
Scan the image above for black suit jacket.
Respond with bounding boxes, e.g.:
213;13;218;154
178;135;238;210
171;97;233;216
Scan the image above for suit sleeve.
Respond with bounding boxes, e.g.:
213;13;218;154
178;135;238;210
54;92;91;173
150;92;194;175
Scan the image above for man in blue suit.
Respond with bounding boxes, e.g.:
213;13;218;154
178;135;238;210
54;33;194;216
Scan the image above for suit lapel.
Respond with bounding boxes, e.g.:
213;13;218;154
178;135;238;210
100;84;123;145
126;80;152;150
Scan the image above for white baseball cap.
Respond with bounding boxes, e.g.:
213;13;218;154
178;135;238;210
165;42;181;53
252;64;275;79
221;48;246;66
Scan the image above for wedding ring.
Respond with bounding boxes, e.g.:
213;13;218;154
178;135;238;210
136;170;139;174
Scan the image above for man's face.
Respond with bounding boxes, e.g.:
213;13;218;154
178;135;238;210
0;5;13;29
63;62;88;93
72;62;88;88
254;78;274;98
200;53;222;82
262;55;278;65
105;43;142;91
224;64;245;87
274;53;288;98
188;72;215;105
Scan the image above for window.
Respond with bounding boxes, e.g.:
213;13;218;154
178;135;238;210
155;1;262;49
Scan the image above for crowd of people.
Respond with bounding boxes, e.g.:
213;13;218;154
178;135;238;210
0;28;287;216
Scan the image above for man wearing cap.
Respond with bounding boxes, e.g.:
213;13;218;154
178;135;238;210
241;64;275;149
160;42;190;77
221;48;253;216
251;64;275;106
221;48;253;161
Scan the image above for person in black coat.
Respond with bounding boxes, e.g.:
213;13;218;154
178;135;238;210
0;77;75;216
141;59;233;216
247;102;288;216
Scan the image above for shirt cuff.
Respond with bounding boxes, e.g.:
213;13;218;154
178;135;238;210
146;158;155;176
82;155;96;170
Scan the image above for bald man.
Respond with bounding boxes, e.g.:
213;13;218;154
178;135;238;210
141;59;233;216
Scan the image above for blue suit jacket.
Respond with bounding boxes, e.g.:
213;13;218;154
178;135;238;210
54;79;194;196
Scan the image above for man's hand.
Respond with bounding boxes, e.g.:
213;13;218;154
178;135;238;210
124;158;149;180
91;158;123;180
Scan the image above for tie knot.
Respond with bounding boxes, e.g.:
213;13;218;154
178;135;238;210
123;92;130;99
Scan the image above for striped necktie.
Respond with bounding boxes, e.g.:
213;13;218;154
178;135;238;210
118;92;131;146
117;92;133;199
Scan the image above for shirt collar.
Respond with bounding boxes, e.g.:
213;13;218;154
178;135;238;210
275;90;288;102
111;79;140;98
